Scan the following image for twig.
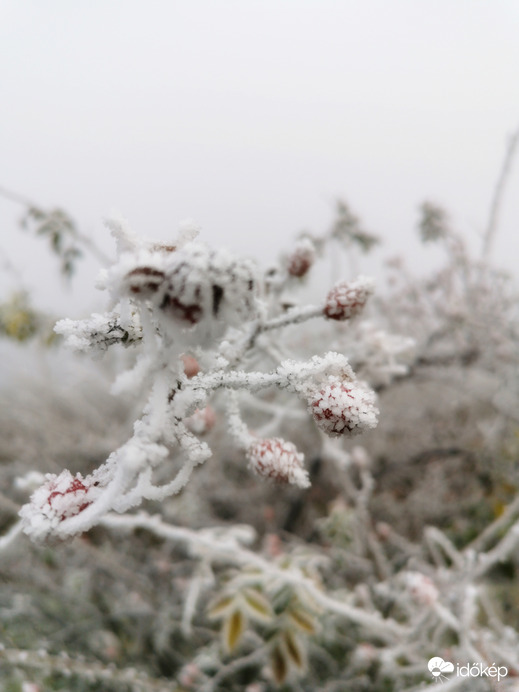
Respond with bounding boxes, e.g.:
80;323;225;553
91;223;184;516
0;184;111;266
0;519;23;552
200;644;268;692
101;512;408;642
482;128;519;261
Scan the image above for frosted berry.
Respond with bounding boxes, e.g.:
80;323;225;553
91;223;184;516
19;470;97;540
182;354;200;378
247;438;310;489
185;406;216;435
323;276;374;321
287;238;315;278
126;266;166;298
308;380;378;436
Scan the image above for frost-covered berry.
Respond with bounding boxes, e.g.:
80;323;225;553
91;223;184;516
323;276;374;321
308;380;378;436
19;470;98;541
182;354;200;378
247;438;310;489
115;243;259;332
185;406;216;435
406;572;439;606
286;238;316;278
160;244;258;327
126;266;166;298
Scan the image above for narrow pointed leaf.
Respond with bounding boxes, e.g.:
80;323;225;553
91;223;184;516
223;609;245;653
207;594;235;620
271;644;288;684
288;607;317;634
241;588;274;623
282;630;305;670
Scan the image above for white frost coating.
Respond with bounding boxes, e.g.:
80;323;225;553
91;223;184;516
277;352;356;395
347;321;416;387
55;311;142;353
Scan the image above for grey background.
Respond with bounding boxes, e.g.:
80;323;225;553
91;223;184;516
1;0;518;315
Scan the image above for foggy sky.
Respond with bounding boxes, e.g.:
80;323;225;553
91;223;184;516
1;0;519;315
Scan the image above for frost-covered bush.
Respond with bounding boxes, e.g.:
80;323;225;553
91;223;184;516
17;217;381;542
2;196;519;691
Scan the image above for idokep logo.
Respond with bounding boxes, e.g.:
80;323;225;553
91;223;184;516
427;656;508;683
428;657;454;682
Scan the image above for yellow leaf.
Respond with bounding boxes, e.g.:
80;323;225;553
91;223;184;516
287;607;317;634
241;588;274;623
207;594;235;620
223;609;245;653
282;630;305;670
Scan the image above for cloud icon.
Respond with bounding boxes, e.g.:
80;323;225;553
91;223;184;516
428;657;455;678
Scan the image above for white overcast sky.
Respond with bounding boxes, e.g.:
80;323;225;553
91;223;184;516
1;0;519;314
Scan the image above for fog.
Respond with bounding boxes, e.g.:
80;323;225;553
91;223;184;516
1;0;519;315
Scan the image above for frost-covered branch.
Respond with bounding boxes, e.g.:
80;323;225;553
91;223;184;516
19;219;381;540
